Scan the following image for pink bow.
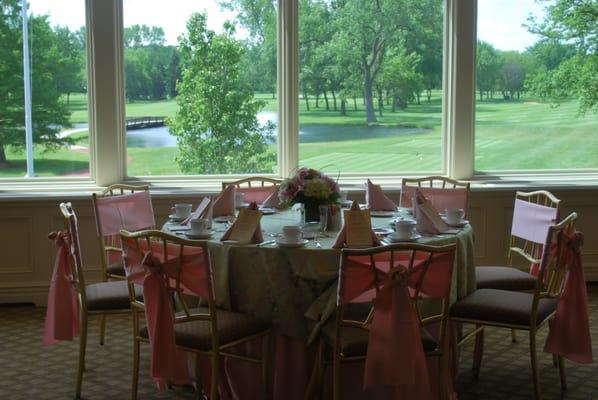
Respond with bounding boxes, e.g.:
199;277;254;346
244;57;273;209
544;231;593;363
43;231;80;345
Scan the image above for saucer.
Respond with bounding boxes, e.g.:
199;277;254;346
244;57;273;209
373;227;394;235
441;217;469;227
275;238;308;248
214;216;235;223
387;233;422;242
185;231;213;239
169;214;186;222
370;210;396;217
259;207;277;215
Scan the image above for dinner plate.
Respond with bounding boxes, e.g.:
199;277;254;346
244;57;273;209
259;207;277;215
185;231;213;239
275;238;309;248
370;210;396;217
441;217;469;227
168;214;186;222
386;233;422;242
214;216;235;223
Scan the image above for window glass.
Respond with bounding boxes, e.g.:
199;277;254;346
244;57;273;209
123;0;278;176
298;0;444;174
0;0;89;178
475;0;598;171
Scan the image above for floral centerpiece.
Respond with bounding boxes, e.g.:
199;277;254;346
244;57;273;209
279;167;341;222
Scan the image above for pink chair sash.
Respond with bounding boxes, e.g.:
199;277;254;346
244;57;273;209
544;231;593;364
122;236;211;385
43;230;80;345
237;186;277;205
401;186;468;214
95;191;155;236
339;250;454;396
511;199;558;244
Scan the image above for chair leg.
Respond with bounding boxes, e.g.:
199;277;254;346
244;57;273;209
195;354;205;400
99;314;106;345
472;325;484;381
75;312;88;399
332;352;340;400
552;354;558;367
557;355;567;390
529;332;542;400
210;353;219;400
261;335;270;400
131;338;140;400
510;329;517;343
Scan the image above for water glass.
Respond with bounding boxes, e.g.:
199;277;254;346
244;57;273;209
318;205;329;231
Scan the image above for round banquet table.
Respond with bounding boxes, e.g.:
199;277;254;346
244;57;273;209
163;209;476;400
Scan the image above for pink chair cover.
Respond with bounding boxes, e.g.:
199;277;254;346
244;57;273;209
511;199;558;245
401;185;468;214
121;236;212;385
339;248;454;397
237;186;277;205
366;179;397;211
43;230;80;345
544;231;593;364
95;191;155;236
213;185;236;217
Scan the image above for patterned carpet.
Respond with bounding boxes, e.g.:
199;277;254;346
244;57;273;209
1;286;597;400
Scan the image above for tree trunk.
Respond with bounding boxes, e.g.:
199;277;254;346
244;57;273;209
353;96;357;110
377;88;384;117
0;145;7;166
363;69;377;124
303;90;310;111
340;99;346;116
386;90;391;105
427;88;432;102
66;93;71;105
272;91;276;99
323;91;330;110
331;90;337;111
416;92;421;105
392;94;398;113
479;90;483;101
315;93;320;108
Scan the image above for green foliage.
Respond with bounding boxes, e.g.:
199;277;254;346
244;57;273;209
168;13;275;174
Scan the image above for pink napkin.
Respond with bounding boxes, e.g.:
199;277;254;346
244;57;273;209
220;202;264;243
213;185;236;217
366;179;397;211
414;189;451;235
181;197;211;226
43;231;79;345
544;230;593;364
333;201;381;249
261;187;282;208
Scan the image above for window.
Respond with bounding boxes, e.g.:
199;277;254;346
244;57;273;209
123;0;278;177
475;0;598;172
298;0;444;174
0;0;89;178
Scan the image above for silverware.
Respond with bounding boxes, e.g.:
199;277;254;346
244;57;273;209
257;240;276;247
315;241;322;248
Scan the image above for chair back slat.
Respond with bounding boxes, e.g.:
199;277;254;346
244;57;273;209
400;176;470;216
59;203;87;304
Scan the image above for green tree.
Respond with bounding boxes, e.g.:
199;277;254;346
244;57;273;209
53;26;85;104
380;47;423;112
168;13;275;174
527;0;598;114
476;41;501;100
0;0;72;165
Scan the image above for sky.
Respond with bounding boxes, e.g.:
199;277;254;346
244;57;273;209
29;0;550;52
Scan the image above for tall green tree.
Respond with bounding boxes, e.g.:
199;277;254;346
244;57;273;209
168;13;275;174
476;41;501;100
527;0;598;114
53;26;85;104
0;0;72;165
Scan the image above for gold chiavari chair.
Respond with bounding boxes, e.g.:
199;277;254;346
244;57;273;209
451;212;577;400
309;243;456;400
91;183;153;345
121;229;271;400
400;176;471;217
58;203;141;399
221;176;282;191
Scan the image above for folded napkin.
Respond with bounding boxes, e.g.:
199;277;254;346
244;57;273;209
366;179;397;211
220;202;264;244
261;186;283;208
333;200;381;248
213;185;236;217
181;197;211;226
414;189;450;234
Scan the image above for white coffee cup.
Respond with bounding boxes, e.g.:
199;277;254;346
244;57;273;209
172;203;192;218
394;219;417;239
282;225;301;242
235;192;246;208
445;208;465;225
190;218;210;235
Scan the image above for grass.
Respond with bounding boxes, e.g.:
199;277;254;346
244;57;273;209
3;91;596;177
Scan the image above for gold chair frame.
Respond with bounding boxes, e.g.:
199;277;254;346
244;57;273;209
311;243;456;400
452;212;577;400
221;176;282;191
401;176;471;216
91;184;152;346
121;229;271;400
59;203;134;399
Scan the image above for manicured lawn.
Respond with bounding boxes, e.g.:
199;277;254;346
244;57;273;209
3;91;596;177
